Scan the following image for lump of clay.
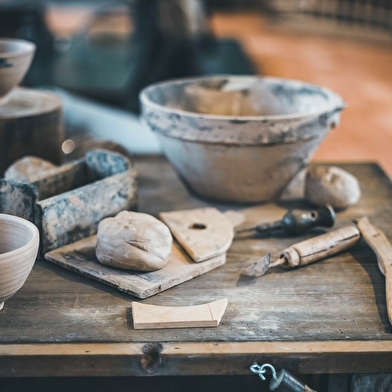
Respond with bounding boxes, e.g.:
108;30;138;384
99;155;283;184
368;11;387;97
96;210;172;272
305;166;361;209
5;156;57;181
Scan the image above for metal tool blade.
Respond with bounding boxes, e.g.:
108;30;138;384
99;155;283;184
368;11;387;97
242;253;271;278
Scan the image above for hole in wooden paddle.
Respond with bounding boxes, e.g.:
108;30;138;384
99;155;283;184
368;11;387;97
189;223;207;230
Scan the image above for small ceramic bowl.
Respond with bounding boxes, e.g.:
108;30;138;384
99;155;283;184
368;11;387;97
140;75;345;203
0;214;39;311
0;38;35;105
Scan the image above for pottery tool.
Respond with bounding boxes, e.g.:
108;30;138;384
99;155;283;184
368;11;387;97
132;298;228;329
242;225;360;277
159;207;234;262
356;216;392;325
236;204;335;238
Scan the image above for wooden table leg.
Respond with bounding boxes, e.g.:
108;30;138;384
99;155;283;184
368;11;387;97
328;374;351;392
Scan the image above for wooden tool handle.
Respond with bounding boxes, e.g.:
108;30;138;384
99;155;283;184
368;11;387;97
281;225;360;268
356;216;392;325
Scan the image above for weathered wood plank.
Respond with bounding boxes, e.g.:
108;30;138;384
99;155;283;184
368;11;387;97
0;179;37;221
85;148;131;180
30;159;87;200
37;169;137;253
45;236;226;299
1;150;138;254
0;374;269;392
1;341;392;377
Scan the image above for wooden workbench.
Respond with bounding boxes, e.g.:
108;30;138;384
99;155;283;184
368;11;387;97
1;156;392;391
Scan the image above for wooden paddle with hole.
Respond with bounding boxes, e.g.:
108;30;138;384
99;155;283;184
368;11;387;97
356;216;392;325
159;207;234;262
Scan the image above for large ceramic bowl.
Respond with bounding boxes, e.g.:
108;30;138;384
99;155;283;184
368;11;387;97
140;75;345;203
0;38;35;105
0;214;39;311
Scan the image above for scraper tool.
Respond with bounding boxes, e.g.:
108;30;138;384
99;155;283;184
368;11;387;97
242;225;360;278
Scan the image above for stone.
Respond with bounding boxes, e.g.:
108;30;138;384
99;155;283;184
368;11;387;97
305;166;361;209
96;211;172;272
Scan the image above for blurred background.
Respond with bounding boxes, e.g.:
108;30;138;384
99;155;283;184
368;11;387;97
1;0;392;175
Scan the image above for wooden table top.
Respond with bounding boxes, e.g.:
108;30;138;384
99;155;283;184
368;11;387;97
1;156;392;377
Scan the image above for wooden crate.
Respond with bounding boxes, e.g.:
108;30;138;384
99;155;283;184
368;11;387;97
0;149;138;254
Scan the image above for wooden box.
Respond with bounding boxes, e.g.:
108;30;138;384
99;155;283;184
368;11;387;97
0;149;138;254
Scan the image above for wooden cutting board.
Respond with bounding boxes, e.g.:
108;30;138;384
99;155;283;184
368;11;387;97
45;235;226;299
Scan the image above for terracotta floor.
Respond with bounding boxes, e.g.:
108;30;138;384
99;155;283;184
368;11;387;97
211;13;392;178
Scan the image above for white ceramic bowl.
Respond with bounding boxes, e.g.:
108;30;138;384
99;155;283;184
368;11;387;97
0;38;35;105
140;75;345;203
0;214;39;311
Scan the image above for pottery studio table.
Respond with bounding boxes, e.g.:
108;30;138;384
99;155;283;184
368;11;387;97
1;156;392;391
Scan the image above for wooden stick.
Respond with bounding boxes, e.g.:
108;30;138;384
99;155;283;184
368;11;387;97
132;298;228;329
281;225;361;268
356;216;392;325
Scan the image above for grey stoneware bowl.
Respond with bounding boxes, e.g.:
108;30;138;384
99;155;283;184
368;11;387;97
0;38;35;105
0;213;39;311
140;75;345;203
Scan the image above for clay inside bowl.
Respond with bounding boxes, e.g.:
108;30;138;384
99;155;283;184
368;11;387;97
142;76;340;117
0;38;35;103
140;76;345;203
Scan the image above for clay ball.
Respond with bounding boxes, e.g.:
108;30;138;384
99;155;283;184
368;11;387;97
305;166;361;209
5;156;57;181
96;211;172;271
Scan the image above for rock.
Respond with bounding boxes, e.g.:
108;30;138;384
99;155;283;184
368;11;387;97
96;210;172;271
5;156;57;181
305;166;361;209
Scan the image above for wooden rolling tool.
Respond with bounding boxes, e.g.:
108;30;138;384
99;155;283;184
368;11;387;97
243;225;361;278
356;216;392;325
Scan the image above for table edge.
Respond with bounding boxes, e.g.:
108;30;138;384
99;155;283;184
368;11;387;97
1;340;392;377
